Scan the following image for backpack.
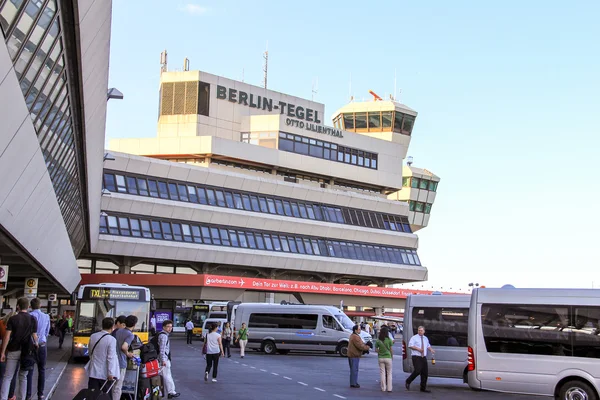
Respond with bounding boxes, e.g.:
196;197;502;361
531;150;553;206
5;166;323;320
141;332;167;363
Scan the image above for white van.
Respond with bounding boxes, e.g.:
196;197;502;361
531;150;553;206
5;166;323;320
234;303;371;356
202;318;227;338
403;294;471;381
468;288;600;399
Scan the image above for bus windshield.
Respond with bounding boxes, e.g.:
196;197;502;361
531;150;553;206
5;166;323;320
335;313;355;330
75;299;149;334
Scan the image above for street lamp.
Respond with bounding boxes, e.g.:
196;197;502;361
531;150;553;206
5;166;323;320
468;283;479;291
107;88;124;101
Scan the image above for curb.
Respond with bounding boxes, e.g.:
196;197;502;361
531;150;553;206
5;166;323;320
46;360;68;400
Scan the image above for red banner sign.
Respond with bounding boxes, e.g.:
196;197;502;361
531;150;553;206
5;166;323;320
204;274;461;299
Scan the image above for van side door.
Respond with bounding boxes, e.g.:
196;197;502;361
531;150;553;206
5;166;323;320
322;314;344;351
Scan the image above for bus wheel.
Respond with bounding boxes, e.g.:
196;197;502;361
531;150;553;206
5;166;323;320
262;340;277;355
337;343;348;357
558;380;597;400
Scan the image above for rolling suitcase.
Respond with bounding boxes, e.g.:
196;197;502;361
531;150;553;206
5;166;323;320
73;380;115;400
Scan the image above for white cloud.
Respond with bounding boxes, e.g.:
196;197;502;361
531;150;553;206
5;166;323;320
179;4;208;16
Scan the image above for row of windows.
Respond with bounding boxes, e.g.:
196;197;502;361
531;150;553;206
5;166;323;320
249;313;320;330
402;176;439;192
278;132;378;170
482;304;600;359
103;171;412;233
408;201;433;214
1;0;85;253
332;111;415;136
99;213;422;266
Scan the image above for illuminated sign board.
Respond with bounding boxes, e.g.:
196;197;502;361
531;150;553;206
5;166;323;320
83;287;147;301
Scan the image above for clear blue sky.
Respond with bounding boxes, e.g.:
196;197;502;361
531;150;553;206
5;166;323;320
106;1;600;290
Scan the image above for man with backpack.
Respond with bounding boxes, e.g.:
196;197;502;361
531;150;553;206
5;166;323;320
0;297;38;400
157;320;179;398
56;312;69;349
26;298;50;400
112;315;138;400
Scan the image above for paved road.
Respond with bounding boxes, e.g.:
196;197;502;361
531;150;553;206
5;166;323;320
52;336;532;400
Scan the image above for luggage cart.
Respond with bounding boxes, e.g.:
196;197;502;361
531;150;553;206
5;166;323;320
122;365;140;400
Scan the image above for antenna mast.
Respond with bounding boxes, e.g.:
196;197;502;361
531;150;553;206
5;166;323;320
160;50;168;73
263;43;269;89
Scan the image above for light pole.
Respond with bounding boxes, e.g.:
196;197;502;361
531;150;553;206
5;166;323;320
468;282;479;291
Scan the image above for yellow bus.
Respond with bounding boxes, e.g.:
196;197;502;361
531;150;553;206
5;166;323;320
72;283;151;359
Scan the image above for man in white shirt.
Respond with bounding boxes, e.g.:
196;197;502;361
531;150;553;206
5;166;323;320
87;317;120;391
405;326;435;393
185;320;194;344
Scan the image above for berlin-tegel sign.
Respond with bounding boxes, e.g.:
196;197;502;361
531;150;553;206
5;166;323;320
203;274;458;299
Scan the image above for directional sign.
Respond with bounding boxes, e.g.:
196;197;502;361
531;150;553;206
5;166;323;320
24;278;38;299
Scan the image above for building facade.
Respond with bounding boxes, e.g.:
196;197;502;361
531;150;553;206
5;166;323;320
0;0;111;297
83;68;440;308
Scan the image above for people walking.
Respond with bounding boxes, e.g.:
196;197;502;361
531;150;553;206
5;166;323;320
0;297;38;400
221;322;232;358
347;324;370;389
86;317;119;391
158;320;180;398
405;325;435;393
112;315;137;400
26;298;50;400
235;323;248;358
185;320;194;344
67;315;73;334
56;313;68;350
204;323;224;383
111;315;127;337
375;325;393;392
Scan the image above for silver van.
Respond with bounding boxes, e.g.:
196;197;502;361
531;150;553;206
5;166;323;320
403;294;471;381
234;303;371;356
468;288;600;399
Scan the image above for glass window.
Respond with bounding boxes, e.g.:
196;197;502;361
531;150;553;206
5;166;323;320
107;216;119;234
191;225;202;242
210;228;221;245
103;174;116;191
415;202;424;213
215;190;226;207
161;222;173;240
168;183;179;200
394;112;403;133
382;111;393;128
412;307;469;347
201;226;211;244
428;181;438;192
267;198;277;214
372;157;377;169
250;195;260;212
172;224;183;241
481;304;571;356
178;184;189;202
99;216;108;234
263;234;274;250
306;205;316;219
181;224;192;242
425;204;432;214
187;186;198;203
151;221;162;239
279;138;294;152
298;203;308;219
206;189;217;206
118;217;131;236
313;205;323;220
233;193;243;209
229;230;239;247
148;180;159;197
419;179;429;190
238;231;248;248
368;112;381;129
258;197;269;213
255;234;265;250
141;220;152;238
282;201;292;217
303;239;313;255
272;235;282;251
197;187;208;204
242;194;252;210
573;307;600;359
403;115;415;134
291;203;300;218
219;229;230;246
157;181;169;199
225;192;235;208
294;141;309;155
355;113;367;129
343;113;354;130
116;175;127;193
309;145;323;158
274;199;284;215
288;237;298;253
246;232;256;249
137;179;149;196
280;236;290;252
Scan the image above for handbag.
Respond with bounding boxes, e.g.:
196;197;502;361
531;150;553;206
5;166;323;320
202;341;207;355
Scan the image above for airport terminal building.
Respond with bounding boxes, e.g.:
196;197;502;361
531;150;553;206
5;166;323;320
79;66;441;317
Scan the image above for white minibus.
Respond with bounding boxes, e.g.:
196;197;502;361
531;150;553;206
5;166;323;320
468;288;600;399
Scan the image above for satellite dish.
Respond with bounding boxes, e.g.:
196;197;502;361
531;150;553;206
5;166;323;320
501;284;516;289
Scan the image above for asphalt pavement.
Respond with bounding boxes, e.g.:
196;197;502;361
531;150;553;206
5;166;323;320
51;336;532;400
